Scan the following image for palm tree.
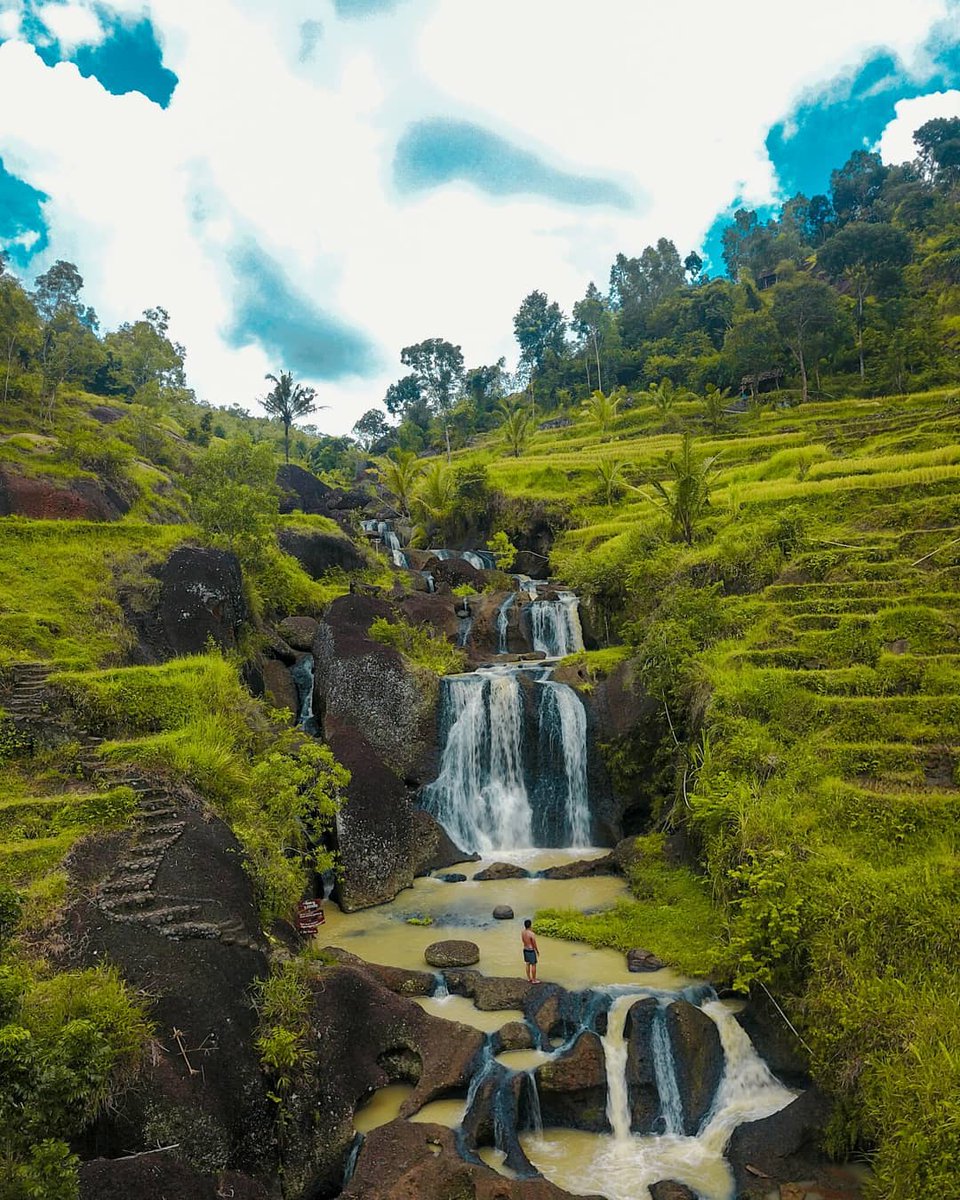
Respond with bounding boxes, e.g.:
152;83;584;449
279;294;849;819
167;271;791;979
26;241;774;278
376;448;424;520
647;378;695;419
499;403;532;458
637;433;721;545
415;460;455;536
596;459;627;507
702;384;731;433
263;370;322;463
580;389;620;438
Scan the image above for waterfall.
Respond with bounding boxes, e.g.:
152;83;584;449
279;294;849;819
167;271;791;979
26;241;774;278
496;593;516;655
390;547;409;568
652;1006;685;1136
698;1000;796;1151
524;1073;543;1136
432;973;450;1000
291;655;319;735
461;551;486;571
421;669;533;852
422;572;436;593
384;530;402;551
529;592;584;658
342;1133;363;1186
535;682;591;846
603;994;635;1143
457;616;473;648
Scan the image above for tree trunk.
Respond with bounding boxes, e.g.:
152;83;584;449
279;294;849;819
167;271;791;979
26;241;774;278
444;423;451;464
593;331;603;394
283;422;290;463
3;335;14;407
857;288;865;379
797;342;808;403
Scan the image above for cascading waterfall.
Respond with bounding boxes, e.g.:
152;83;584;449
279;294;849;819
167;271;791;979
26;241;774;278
421;669;534;852
422;664;592;852
291;654;319;736
603;994;635;1141
496;592;515;655
651;1006;685;1136
530;592;584;658
535;681;591;846
383;529;401;551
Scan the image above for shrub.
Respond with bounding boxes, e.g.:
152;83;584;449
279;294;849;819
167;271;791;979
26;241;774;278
369;616;466;675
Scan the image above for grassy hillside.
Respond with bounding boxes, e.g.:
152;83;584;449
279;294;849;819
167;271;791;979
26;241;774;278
460;389;960;1199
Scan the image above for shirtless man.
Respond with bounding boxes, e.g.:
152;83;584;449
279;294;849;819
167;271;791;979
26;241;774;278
521;919;540;983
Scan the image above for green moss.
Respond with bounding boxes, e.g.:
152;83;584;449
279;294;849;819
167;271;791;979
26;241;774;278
369;615;466;675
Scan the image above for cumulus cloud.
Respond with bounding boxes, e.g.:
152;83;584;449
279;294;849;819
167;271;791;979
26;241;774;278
35;2;103;49
0;0;954;432
878;89;960;162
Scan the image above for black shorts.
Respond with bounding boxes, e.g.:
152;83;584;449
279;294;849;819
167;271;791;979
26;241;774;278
523;948;537;964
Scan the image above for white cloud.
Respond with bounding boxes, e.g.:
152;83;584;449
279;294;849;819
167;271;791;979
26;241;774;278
878;89;960;163
0;0;952;433
36;2;104;48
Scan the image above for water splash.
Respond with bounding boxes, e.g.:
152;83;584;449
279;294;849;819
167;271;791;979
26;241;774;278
497;592;516;655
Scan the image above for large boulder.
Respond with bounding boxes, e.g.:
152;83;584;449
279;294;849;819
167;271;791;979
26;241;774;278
79;1157;267;1200
410;809;478;877
649;1184;698;1200
445;971;534;1012
423;555;486;592
157;546;246;656
328;717;419;911
296;963;485;1196
726;1088;833;1193
534;1031;609;1132
261;659;298;717
65;784;274;1179
627;948;665;973
278;526;367;576
473;861;531;881
424;940;480;968
734;990;811;1088
276;614;320;651
0;466;130;520
313;594;439;784
341;1120;597;1200
317;947;436;997
624;998;661;1133
539;853;618;880
665;1000;724;1136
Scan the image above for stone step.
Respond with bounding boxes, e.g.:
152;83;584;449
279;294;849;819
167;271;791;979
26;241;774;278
100;871;158;895
134;820;186;839
133;832;184;856
158;921;221;941
135;807;180;822
98;890;155;912
139;903;204;927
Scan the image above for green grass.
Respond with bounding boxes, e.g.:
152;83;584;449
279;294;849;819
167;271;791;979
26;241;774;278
368;614;467;676
535;835;724;978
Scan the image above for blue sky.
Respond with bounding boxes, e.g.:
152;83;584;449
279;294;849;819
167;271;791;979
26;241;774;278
1;0;959;430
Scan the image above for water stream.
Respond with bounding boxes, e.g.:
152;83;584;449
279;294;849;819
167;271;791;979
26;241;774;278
529;592;584;658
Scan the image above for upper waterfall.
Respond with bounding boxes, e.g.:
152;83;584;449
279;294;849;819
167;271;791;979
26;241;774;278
529;592;584;658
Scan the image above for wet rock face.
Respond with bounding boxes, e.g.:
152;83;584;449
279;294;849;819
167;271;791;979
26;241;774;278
473;861;531;881
0;466;131;520
261;658;298;717
726;1087;833;1193
424;940;480;968
665;999;724;1136
534;1031;609;1132
735;991;811;1088
410;809;478;877
297;964;485;1197
649;1183;698;1200
278;527;366;577
158;546;246;656
624;998;661;1133
341;1120;594;1200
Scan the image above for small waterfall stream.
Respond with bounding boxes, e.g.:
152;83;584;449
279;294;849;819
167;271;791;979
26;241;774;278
291;654;319;735
496;592;516;655
529;592;584;658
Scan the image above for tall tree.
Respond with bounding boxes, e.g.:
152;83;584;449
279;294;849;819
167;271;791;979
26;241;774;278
189;438;280;564
913;117;960;186
722;310;784;398
352;408;393;453
572;282;610;392
0;273;40;406
263;370;320;462
513;291;566;387
830;150;888;225
817;222;913;376
772;277;843;402
400;338;465;461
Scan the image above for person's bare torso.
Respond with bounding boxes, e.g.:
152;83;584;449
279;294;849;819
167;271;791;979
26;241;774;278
522;928;536;949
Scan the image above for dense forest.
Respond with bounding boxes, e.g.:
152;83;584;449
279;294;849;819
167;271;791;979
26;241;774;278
0;118;958;1200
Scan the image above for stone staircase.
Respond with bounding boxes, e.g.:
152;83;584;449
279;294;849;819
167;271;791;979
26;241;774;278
6;662;267;953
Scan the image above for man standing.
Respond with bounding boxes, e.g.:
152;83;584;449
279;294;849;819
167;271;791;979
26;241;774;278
521;919;540;983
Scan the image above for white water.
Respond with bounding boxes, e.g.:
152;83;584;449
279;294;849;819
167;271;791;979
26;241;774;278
652;1007;685;1135
496;592;516;655
537;681;591;847
422;669;534;852
530;592;584;658
291;654;318;734
523;992;797;1200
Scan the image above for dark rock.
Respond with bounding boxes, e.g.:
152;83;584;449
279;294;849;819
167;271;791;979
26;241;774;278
495;1021;535;1051
424;555;486;591
410;809;478;876
313;594;439;783
65;787;273;1177
261;627;298;665
627;947;666;973
279;526;366;576
666;1000;724;1136
276;614;320;650
624;998;661;1133
734;990;811;1088
727;1088;833;1192
87;404;126;424
262;659;298;717
534;1031;609;1132
459;1066;535;1176
493;905;515;920
424;940;480;968
649;1183;698;1200
341;1120;595;1199
473;861;530;881
512;550;549;579
539;853;617;880
0;466;131;520
317;947;436;996
445;970;534;1012
526;986;608;1043
79;1155;269;1200
276;462;335;513
328;718;418;911
158;546;246;656
301;964;485;1197
437;872;467;883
